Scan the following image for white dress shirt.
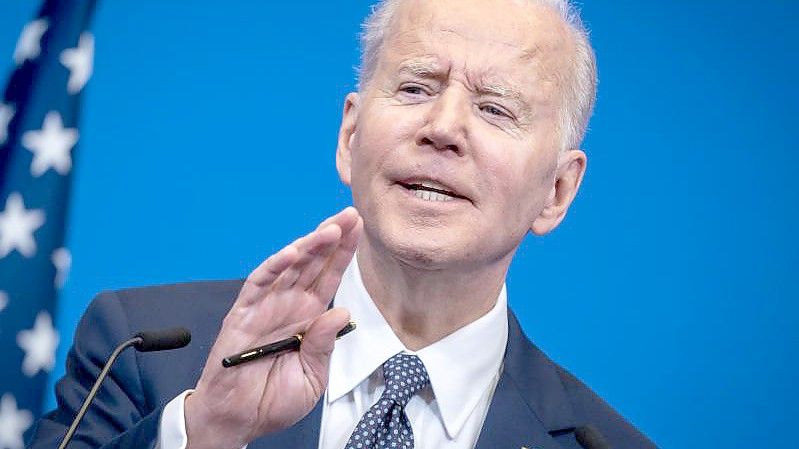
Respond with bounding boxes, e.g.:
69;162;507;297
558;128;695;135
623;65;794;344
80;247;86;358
158;256;508;449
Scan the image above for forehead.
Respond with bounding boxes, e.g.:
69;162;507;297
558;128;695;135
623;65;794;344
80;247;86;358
380;0;573;87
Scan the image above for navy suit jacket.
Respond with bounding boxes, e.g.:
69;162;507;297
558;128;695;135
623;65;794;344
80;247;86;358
29;280;657;449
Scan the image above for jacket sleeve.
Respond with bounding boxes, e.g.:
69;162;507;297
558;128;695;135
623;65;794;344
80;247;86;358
27;290;164;449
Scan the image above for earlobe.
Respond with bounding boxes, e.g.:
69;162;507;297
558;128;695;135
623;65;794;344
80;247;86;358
530;149;587;236
336;93;360;186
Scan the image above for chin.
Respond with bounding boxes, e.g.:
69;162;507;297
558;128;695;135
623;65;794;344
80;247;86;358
379;222;474;270
391;242;449;269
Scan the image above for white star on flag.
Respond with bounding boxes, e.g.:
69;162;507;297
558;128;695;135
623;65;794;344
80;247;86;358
60;32;94;94
52;247;72;288
0;291;7;313
0;394;33;449
0;193;45;259
13;19;48;65
16;311;59;377
21;111;78;177
0;103;14;144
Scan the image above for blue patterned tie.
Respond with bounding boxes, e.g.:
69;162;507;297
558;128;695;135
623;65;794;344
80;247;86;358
344;353;430;449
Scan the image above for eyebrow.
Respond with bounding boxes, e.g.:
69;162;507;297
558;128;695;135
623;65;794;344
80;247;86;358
397;59;529;107
397;59;444;78
478;80;525;103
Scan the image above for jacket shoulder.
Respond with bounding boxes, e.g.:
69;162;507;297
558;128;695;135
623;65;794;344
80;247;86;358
30;280;243;448
554;364;659;449
111;278;244;307
97;279;245;332
84;280;245;409
505;311;658;448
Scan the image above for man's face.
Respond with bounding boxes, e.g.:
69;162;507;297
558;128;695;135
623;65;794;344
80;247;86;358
337;0;586;271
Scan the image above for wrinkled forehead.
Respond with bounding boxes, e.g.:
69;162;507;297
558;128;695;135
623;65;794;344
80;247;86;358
379;0;574;88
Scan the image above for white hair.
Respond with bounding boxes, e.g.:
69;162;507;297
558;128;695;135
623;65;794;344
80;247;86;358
357;0;598;151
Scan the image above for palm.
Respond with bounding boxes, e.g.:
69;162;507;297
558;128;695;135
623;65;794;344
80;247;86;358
186;208;362;449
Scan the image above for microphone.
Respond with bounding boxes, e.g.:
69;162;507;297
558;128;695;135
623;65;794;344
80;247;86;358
57;327;191;449
575;425;611;449
134;327;192;352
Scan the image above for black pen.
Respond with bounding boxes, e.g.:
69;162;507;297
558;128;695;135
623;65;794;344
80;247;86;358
222;322;356;368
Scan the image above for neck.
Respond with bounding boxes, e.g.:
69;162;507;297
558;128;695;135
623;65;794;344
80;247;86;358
356;238;511;351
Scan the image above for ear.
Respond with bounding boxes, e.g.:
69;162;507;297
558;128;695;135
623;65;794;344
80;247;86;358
531;149;587;236
336;93;360;186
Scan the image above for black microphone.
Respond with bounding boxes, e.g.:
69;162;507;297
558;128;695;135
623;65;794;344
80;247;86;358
134;327;192;352
57;327;191;449
575;425;611;449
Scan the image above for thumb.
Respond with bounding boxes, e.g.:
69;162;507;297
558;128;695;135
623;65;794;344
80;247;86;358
299;307;351;385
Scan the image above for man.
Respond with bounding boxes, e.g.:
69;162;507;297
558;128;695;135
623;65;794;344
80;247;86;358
30;0;658;448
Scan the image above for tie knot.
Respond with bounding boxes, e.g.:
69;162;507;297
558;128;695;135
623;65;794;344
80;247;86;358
381;353;430;406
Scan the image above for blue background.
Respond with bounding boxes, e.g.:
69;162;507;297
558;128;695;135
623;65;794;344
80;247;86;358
2;1;798;448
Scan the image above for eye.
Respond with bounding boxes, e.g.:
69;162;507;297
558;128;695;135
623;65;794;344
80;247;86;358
398;83;430;96
480;103;512;119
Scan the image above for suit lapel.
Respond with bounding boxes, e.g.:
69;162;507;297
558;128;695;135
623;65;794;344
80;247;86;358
475;312;578;449
475;371;566;449
248;399;323;449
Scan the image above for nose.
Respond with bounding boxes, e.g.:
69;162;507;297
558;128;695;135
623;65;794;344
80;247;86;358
414;88;468;155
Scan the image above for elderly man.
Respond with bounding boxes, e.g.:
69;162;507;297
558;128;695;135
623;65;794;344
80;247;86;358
30;0;657;448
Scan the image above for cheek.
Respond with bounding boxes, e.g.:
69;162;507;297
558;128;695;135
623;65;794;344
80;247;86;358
516;156;557;220
482;148;555;225
478;142;531;197
351;106;421;178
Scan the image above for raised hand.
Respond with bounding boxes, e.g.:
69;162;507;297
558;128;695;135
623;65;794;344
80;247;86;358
184;207;363;449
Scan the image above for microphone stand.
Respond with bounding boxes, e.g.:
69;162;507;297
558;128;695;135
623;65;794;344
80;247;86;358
56;336;143;449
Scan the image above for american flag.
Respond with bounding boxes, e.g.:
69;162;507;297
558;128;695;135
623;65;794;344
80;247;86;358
0;1;97;447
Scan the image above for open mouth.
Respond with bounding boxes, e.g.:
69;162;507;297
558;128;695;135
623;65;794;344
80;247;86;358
397;181;468;202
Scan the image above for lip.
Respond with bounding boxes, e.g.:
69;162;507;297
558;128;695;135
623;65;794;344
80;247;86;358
395;176;471;202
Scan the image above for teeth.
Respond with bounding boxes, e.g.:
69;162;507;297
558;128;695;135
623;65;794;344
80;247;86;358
413;189;453;202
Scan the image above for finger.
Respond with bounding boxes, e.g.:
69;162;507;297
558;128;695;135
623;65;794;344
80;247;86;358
298;307;351;388
331;207;360;235
294;227;342;289
299;208;360;290
315;206;359;233
338;214;362;253
247;245;300;288
250;207;357;287
272;224;342;291
312;216;363;299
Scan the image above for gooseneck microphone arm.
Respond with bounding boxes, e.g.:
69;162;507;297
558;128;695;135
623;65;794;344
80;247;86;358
56;336;142;449
57;327;191;449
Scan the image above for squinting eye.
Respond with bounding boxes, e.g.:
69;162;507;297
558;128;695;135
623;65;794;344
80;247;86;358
399;85;426;95
480;104;510;118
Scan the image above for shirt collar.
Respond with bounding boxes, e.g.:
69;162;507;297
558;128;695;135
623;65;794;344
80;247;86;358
327;256;508;439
